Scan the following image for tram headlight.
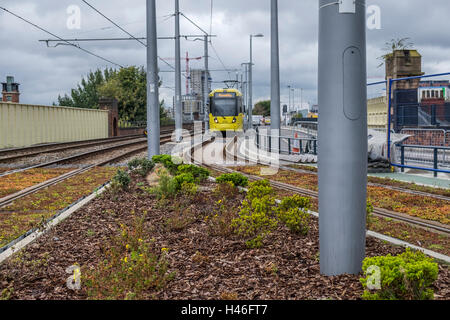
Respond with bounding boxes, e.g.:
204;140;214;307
214;118;218;123
232;117;237;123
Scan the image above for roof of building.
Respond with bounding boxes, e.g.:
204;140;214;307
385;49;422;58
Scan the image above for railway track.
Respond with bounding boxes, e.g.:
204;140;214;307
193;136;450;236
0;133;173;209
0;127;182;164
0;131;177;178
0;128;203;255
282;165;450;203
0;134;141;157
0;124;189;158
0;135;146;164
227;135;450;201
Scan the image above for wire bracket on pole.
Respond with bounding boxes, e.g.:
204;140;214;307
339;0;356;13
319;0;364;13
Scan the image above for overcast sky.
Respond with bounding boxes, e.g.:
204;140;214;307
1;0;450;110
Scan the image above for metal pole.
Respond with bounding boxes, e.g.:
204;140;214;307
288;85;291;112
301;88;303;110
244;63;248;124
249;35;253;130
292;88;296;111
387;79;393;160
203;35;210;131
318;0;367;276
174;0;182;142
146;0;160;157
270;0;281;149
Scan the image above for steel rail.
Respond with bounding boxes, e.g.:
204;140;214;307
0;134;142;157
0;124;187;157
225;135;450;202
209;137;450;235
0;135;145;163
0;135;173;209
0;130;181;178
281;166;450;203
0;138;145;178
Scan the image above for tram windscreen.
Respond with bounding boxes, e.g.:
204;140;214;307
211;93;237;117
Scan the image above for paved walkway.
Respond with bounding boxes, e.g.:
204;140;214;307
369;171;450;189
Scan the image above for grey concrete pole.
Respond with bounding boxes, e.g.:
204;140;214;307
174;0;182;142
249;36;253;130
270;0;281;134
203;35;210;131
318;0;367;276
146;0;160;158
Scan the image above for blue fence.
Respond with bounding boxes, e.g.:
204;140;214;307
386;72;450;175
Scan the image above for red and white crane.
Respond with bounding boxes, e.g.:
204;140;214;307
162;51;202;94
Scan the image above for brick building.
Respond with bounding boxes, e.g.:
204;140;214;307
2;76;20;103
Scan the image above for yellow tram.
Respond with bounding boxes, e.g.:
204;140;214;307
209;88;244;133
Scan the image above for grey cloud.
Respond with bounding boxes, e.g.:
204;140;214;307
1;0;450;108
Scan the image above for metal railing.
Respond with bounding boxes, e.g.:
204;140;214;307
395;144;450;177
292;120;318;138
255;129;317;155
386;72;450;175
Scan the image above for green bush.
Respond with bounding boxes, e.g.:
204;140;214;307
128;158;155;177
216;173;248;187
360;248;439;300
173;173;195;191
278;208;310;235
246;179;273;201
177;164;210;182
152;155;182;175
278;194;310;213
150;170;178;199
231;182;277;248
109;169;131;193
276;195;311;235
179;181;198;197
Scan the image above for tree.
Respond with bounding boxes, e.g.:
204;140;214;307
98;66;147;122
377;37;415;68
57;68;115;109
58;66;170;124
253;100;271;116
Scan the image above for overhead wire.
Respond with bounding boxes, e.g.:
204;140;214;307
179;6;233;81
81;0;180;73
0;6;123;68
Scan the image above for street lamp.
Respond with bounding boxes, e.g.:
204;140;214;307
287;85;291;112
248;33;264;129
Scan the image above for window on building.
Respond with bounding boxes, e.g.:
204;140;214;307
6;95;12;102
427;90;431;98
441;90;444;99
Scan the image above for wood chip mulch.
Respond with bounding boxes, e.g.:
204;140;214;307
0;174;448;300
